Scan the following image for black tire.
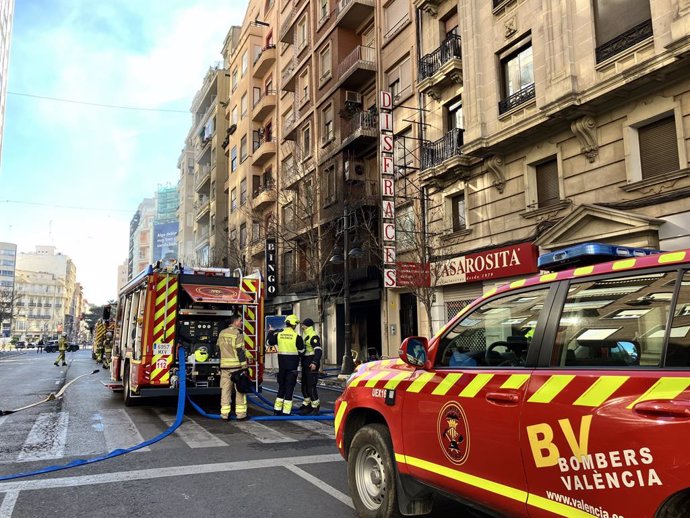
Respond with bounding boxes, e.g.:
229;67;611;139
123;364;134;407
656;491;690;518
347;423;401;518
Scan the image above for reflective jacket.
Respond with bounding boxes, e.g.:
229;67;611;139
58;337;67;351
302;326;323;369
218;326;246;369
269;327;304;370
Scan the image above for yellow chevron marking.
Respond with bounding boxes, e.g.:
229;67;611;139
574;376;629;407
245;321;255;334
155;291;167;306
659;251;686;263
153;322;164;336
334;402;348;436
510;279;526;289
612;259;636;271
246;307;255;319
157;278;168;291
539;273;558;282
407;372;436;393
459;374;494;398
573;266;594;277
500;374;530;390
244;335;255;348
365;371;390;388
154;305;166;320
627;377;690;409
349;372;372;387
528;375;575;403
384;372;410;390
432;373;462;396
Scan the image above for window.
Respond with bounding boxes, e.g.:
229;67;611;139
666;271;690;367
252;175;261;197
253;44;262;64
252;221;261;242
302;125;311;156
232;67;238;92
535;158;560;208
384;0;408;40
283;250;294;283
319;0;328;22
231;106;238;125
240;134;248;162
241;50;248;76
303;176;314;211
394;129;413;171
265;77;274;94
231;146;238;172
397;204;415;251
283;202;294;231
447;97;463;132
499;41;534;113
551;273;676;368
299;68;309;104
253;86;262;107
436;287;551;368
322;165;336;205
231;188;237;212
451;193;466;232
386;56;411;102
638;116;680;179
319;44;332;81
240;178;247;205
239;223;247;248
296;15;307;50
241;93;248;118
593;0;652;62
321;104;334;143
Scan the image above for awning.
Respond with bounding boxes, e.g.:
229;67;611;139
181;284;255;304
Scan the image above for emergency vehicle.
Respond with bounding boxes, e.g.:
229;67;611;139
109;262;264;406
336;244;690;518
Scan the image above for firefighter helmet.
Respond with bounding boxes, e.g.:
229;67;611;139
301;318;314;327
285;314;300;326
194;346;209;362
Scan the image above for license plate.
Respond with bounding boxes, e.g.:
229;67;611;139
153;342;172;355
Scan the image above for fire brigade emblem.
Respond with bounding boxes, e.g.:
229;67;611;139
437;402;470;465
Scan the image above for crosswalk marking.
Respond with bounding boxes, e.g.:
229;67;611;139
154;410;227;449
17;412;69;462
234;421;297;443
291;420;336;440
98;409;151;453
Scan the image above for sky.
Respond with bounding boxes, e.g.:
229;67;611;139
0;0;248;305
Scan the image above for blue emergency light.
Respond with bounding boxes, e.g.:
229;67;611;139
538;242;662;272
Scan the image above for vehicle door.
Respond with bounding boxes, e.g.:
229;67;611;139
521;267;690;518
401;284;556;517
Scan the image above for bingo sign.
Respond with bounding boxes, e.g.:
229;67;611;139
265;237;277;299
380;91;397;288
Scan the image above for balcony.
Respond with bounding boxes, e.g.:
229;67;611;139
281;160;304;190
418;35;462;94
281;61;297;92
194;197;211;221
421;128;464;172
252;89;277;122
195;135;212;161
252;134;277;167
194;164;211;191
253;183;277;211
335;0;375;30
279;5;298;43
339;111;377;152
498;83;535;115
595;19;653;63
336;46;376;90
253;44;277;78
283;111;299;141
249;238;265;258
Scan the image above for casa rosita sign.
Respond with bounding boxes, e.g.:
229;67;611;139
434;242;539;286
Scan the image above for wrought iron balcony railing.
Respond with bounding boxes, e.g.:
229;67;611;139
498;82;535;115
418;35;462;81
595;19;653;63
421;128;464;170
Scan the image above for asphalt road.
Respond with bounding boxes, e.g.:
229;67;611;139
0;349;481;518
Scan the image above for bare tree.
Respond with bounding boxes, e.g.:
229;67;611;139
0;285;19;337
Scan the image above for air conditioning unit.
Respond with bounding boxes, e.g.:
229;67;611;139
344;90;363;104
344;160;365;182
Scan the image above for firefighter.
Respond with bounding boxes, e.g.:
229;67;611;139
54;333;67;367
94;321;105;363
267;314;305;416
298;318;322;415
102;331;113;369
217;314;251;420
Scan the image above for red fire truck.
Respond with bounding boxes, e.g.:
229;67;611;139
109;262;264;405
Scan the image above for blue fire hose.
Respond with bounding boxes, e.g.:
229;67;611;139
0;347;189;482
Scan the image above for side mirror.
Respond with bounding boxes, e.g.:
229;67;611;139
399;336;429;367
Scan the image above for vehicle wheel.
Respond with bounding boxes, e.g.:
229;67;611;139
656;490;690;518
348;423;401;518
123;364;134;407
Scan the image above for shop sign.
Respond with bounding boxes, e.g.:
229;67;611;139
265;238;277;298
396;262;431;288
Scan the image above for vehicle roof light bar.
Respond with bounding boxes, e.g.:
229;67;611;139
538;242;663;272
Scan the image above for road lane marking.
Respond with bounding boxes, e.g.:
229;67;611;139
0;490;19;518
17;412;69;462
234;421;297;443
284;464;353;509
98;410;151;453
0;453;344;491
153;410;226;449
290;420;336;440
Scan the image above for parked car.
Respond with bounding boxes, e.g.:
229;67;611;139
15;341;26;349
44;340;58;353
336;244;690;518
68;343;79;352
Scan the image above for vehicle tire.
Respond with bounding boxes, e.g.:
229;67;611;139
123;364;134;407
348;423;401;518
656;490;690;518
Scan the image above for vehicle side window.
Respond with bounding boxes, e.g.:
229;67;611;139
551;272;676;368
435;287;551;368
665;270;690;367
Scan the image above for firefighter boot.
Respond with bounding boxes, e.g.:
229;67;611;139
298;398;311;415
310;400;321;415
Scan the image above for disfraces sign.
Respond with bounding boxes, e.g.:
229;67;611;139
380;90;397;288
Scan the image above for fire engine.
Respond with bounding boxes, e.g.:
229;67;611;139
336;244;690;518
109;262;264;406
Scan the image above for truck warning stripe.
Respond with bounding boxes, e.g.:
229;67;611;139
459;373;493;398
244;320;255;334
406;372;436;393
573;376;629;407
384;372;410;390
500;374;530;390
365;371;390;388
432;373;462;395
528;375;575;404
334;402;347;438
626;377;690;409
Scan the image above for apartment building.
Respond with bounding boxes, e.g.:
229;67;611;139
412;0;690;335
177;137;196;264
222;5;278;276
0;241;17;337
190;59;231;267
129;198;155;277
12;270;67;340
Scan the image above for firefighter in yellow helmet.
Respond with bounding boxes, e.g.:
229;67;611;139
54;333;67;367
298;318;322;415
266;314;305;416
94;320;105;363
102;331;114;369
217;314;252;420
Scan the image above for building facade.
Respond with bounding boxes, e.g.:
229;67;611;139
0;241;16;337
0;0;14;166
13;270;67;341
152;184;179;264
128;198;155;278
177;137;196;264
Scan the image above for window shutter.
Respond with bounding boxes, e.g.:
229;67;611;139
536;159;560;208
639;116;679;179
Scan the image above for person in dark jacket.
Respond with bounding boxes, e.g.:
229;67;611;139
298;318;322;415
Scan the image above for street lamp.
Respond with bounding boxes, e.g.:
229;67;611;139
331;204;363;379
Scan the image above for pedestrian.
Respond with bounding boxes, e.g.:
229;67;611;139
54;333;67;367
102;331;113;369
217;314;252;420
298;318;322;415
267;314;305;416
37;339;44;354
